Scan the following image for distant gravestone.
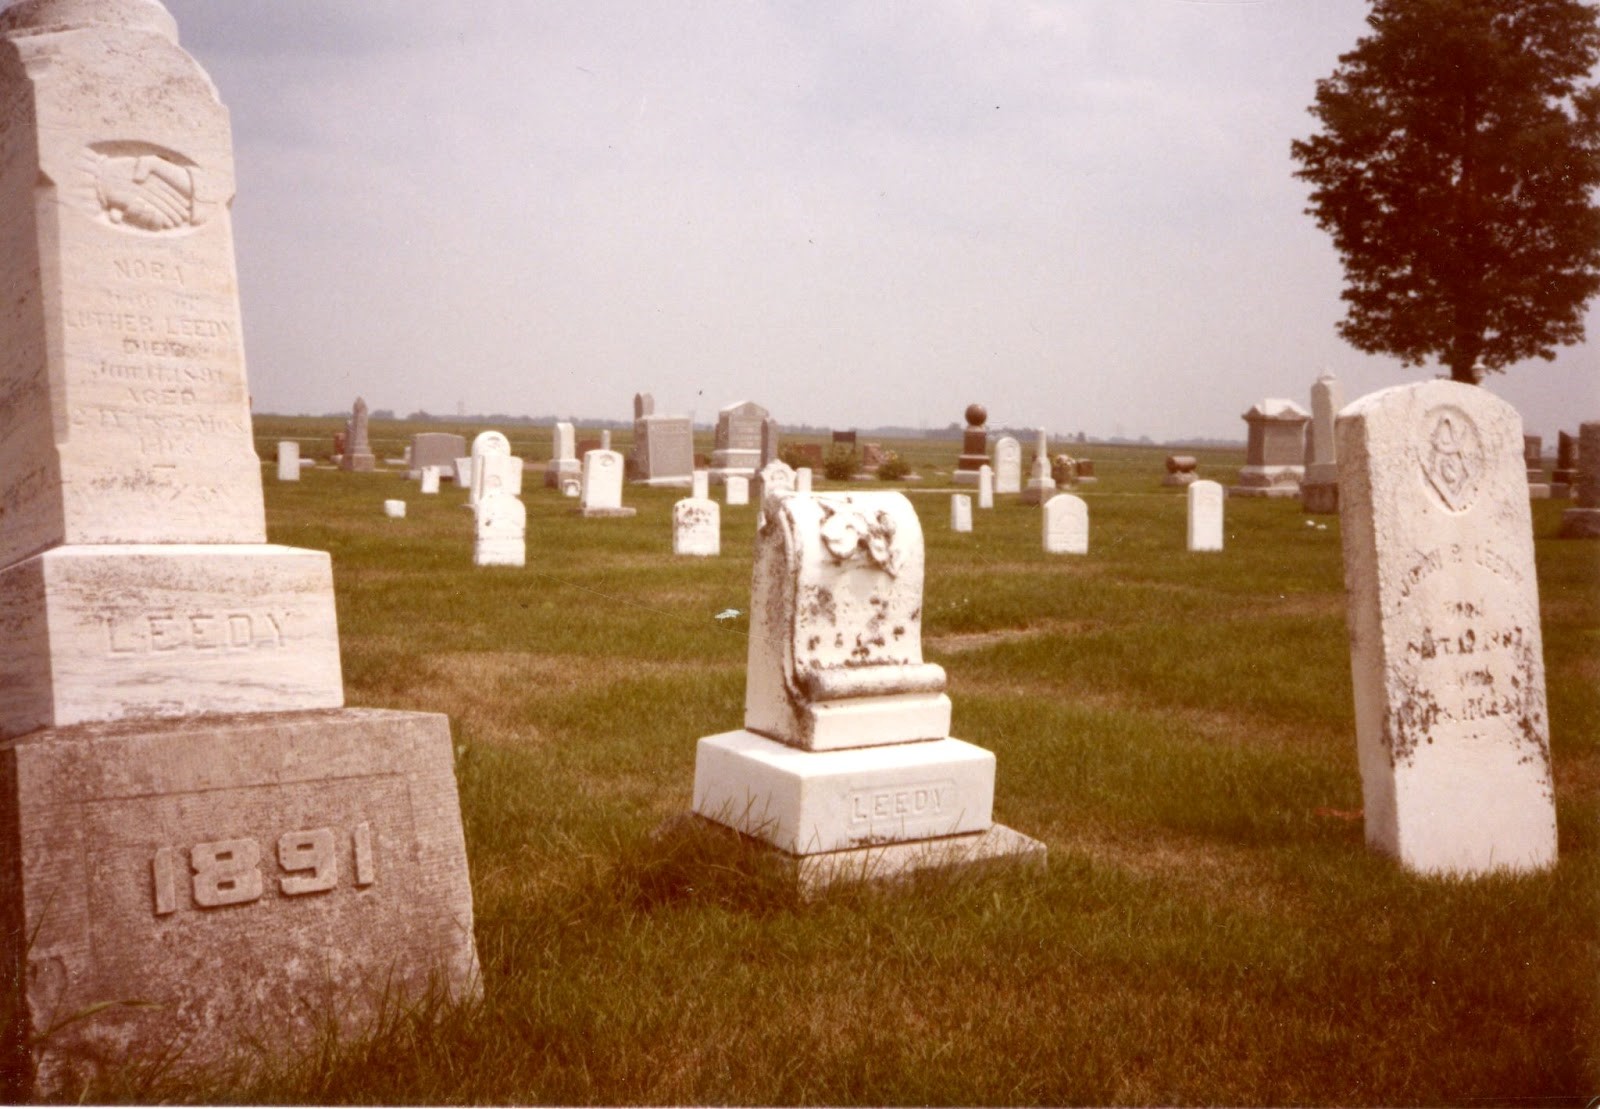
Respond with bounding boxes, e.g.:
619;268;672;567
452;457;472;485
579;448;635;517
0;3;477;1091
951;494;972;533
1559;421;1600;538
340;397;376;472
711;401;768;481
753;458;796;506
978;465;994;509
1163;455;1198;487
1042;493;1088;554
1021;429;1055;505
673;476;720;556
1302;373;1342;513
1552;430;1578;493
277;441;300;482
796;467;814;493
420;466;441;494
954;403;989;486
1231;398;1309;498
545;422;581;489
725;475;750;506
634;414;694;487
1187;480;1224;552
410;432;466;481
384;499;406;518
474;490;526;567
1524;434;1550;498
693;489;1043;886
1337;380;1556;874
1075;459;1097;483
470;431;522;506
994;437;1022;494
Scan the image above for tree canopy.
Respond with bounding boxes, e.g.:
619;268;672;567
1291;0;1600;382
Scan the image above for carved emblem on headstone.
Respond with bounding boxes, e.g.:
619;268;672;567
83;143;199;231
818;500;903;577
1419;406;1483;513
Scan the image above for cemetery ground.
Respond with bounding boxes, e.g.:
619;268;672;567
117;419;1596;1105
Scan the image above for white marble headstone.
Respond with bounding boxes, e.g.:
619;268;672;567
673;495;720;557
474;490;526;567
276;441;300;482
1337;379;1556;875
384;499;406;519
1042;493;1087;554
978;465;994;509
951;494;972;533
994;437;1022;494
725;475;750;505
1187;480;1224;552
420;466;441;494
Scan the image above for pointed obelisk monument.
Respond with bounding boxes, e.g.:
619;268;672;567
0;1;477;1094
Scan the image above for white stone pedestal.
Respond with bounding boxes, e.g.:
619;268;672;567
693;729;996;855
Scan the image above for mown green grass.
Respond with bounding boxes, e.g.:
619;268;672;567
98;421;1599;1104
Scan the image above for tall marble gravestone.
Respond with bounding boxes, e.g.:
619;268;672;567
1021;429;1055;505
1336;380;1556;875
1042;493;1087;554
693;488;1043;891
339;396;376;472
1301;373;1341;514
544;421;580;489
0;1;479;1092
993;437;1022;494
1187;479;1224;552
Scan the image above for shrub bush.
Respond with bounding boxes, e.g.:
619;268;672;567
877;452;911;481
823;446;859;481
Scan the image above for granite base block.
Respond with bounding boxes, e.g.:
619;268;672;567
576;507;638;518
1;708;479;1098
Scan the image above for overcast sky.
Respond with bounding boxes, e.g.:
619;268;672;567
159;0;1596;442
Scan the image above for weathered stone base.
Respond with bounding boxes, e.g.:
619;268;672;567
1161;473;1197;487
1019;482;1056;506
1528;483;1551;500
1301;481;1339;514
543;460;581;489
951;468;983;486
339;454;376;473
0;545;343;741
1231;465;1303;499
474;538;527;567
576;506;638;518
1559;507;1600;538
693;729;994;855
0;708;479;1099
632;476;693;489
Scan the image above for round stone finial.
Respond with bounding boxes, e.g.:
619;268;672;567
965;404;988;429
0;0;178;41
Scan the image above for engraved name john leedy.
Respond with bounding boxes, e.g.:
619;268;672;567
152;824;375;915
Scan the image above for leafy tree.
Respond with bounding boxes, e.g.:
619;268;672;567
1291;0;1600;382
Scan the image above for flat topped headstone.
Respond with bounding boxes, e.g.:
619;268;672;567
276;441;300;482
978;465;994;508
474;490;526;567
1187;479;1224;551
673;494;720;557
951;493;972;533
410;432;466;479
1337;379;1556;875
994;437;1022;494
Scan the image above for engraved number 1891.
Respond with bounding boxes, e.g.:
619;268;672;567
152;824;375;915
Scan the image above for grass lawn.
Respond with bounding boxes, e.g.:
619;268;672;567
113;417;1598;1105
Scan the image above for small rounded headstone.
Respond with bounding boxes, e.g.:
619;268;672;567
965;404;988;429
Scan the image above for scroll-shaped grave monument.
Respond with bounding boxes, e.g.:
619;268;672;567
693;488;1043;888
673;471;720;556
475;489;527;567
0;1;478;1092
1336;380;1556;875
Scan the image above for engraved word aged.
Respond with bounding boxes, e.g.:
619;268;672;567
152;824;375;915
